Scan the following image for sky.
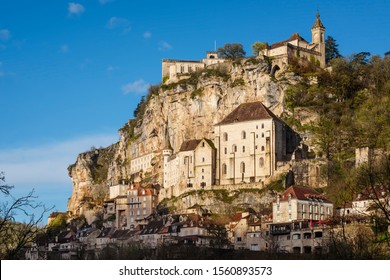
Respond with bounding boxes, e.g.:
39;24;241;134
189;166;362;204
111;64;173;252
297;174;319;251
0;0;389;224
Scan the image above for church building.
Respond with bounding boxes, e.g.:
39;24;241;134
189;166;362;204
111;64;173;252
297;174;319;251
261;12;326;74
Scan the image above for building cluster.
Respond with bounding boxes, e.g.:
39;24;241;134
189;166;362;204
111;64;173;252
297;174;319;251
28;185;339;259
27;13;390;260
161;101;300;198
162;12;326;83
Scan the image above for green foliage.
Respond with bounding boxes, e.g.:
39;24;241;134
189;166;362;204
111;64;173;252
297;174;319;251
190;87;204;99
285;55;390;159
118;120;138;142
162;75;169;83
203;67;230;81
133;84;160;120
251;41;265;56
230;78;245;88
325;35;342;64
106;214;116;222
46;213;68;237
217;43;246;60
89;147;115;184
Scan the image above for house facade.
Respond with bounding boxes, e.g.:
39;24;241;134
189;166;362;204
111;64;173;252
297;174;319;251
273;186;333;223
163;138;216;194
162;51;225;83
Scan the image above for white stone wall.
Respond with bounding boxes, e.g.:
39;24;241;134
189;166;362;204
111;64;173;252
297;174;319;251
109;184;127;199
215;119;276;185
273;198;333;223
130;152;155;175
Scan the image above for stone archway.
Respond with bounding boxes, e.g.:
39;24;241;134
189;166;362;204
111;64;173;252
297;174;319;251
271;64;280;76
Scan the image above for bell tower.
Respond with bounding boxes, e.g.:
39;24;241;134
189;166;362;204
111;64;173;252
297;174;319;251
311;11;326;67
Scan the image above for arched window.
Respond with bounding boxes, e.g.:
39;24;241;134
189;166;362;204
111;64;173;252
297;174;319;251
222;163;227;175
241;131;246;139
261;146;265;151
232;144;237;153
223;132;228;141
242;146;245;153
240;162;245;173
224;147;227;154
262;132;264;138
259;157;264;168
261;123;264;129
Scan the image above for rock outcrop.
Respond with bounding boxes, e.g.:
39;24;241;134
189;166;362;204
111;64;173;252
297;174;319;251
67;57;324;218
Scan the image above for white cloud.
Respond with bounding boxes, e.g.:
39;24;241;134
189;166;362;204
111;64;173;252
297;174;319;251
106;17;131;32
158;41;172;51
68;2;85;16
0;29;10;41
143;31;152;39
0;134;118;186
121;79;150;95
59;44;70;53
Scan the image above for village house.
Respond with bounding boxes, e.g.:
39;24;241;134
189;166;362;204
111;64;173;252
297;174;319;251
338;185;390;221
118;187;157;230
214;101;299;186
175;214;211;246
270;186;333;254
273;186;333;223
269;220;330;254
245;219;272;252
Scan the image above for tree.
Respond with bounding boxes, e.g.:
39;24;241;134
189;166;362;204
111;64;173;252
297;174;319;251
325;36;342;64
217;43;246;60
251;41;265;56
0;172;52;259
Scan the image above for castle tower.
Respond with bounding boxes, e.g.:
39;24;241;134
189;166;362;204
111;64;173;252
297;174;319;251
162;119;173;188
311;11;326;67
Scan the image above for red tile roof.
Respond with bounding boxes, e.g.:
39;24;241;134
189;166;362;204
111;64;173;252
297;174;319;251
279;186;332;203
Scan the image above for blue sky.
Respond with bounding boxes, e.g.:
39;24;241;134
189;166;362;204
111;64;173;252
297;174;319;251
0;0;389;224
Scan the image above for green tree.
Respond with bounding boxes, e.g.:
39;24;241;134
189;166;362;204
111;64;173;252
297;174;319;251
217;43;246;60
325;36;342;64
251;41;265;56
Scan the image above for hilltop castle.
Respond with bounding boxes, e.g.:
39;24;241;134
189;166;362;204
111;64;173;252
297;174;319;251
262;11;326;74
162;12;326;82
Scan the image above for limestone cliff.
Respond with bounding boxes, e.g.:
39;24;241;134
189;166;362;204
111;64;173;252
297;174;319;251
67;56;325;218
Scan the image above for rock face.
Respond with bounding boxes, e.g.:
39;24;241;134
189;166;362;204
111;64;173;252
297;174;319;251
67;57;323;218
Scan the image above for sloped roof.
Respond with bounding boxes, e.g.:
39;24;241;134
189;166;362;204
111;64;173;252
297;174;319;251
179;138;215;152
217;101;281;125
179;139;202;151
279;186;332;203
270;33;309;49
312;12;325;29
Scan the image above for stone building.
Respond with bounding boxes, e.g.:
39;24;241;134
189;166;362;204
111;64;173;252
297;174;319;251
162;51;225;83
163;138;216;194
107;182;157;229
261;12;326;74
214;101;299;186
270;186;333;254
130;152;156;175
273;186;333;223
